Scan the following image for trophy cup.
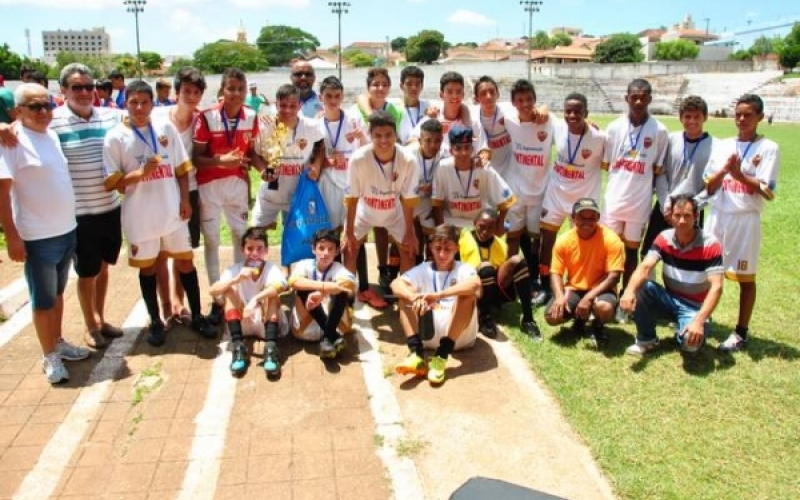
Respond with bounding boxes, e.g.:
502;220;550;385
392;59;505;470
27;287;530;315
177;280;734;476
259;121;289;190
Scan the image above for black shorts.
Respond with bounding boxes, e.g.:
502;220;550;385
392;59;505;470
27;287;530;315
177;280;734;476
189;190;200;248
74;207;122;278
545;289;617;320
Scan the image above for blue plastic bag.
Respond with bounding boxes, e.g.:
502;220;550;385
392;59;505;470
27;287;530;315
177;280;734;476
281;171;332;266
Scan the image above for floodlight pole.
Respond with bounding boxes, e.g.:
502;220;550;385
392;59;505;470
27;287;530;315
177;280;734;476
521;0;542;81
329;2;350;81
124;0;146;78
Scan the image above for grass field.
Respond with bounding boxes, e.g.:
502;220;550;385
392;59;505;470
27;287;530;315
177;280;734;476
502;115;800;500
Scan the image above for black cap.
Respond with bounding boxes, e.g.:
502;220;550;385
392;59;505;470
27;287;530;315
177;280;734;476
572;198;600;216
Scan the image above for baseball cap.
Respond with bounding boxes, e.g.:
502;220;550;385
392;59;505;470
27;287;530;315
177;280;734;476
448;125;473;145
572;198;600;216
248;82;257;89
0;88;14;124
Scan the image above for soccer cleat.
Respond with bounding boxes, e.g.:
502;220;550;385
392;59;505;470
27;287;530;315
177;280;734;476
333;336;347;354
531;289;552;308
58;339;91;361
718;332;747;353
264;343;281;377
625;339;660;357
478;313;498;338
319;337;337;359
147;321;167;347
395;352;427;377
207;302;224;326
191;314;218;339
589;321;609;349
357;289;388;309
521;319;542;342
43;351;69;384
569;319;586;337
427;355;447;384
230;341;249;374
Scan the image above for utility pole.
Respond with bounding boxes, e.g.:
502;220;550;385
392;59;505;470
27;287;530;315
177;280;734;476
520;1;542;81
704;17;710;39
124;0;146;78
328;2;350;81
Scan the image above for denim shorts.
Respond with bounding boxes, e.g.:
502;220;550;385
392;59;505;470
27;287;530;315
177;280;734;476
23;230;77;310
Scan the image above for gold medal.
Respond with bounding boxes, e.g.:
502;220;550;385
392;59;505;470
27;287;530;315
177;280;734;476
628;149;638;158
152;155;162;163
566;163;575;172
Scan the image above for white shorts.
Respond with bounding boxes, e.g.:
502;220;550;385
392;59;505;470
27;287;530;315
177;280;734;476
129;224;192;268
705;210;761;282
290;298;353;341
353;207;406;243
422;304;478;351
507;197;544;236
541;193;575;232
319;179;346;230
601;214;645;247
415;198;436;230
237;308;290;338
198;176;249;242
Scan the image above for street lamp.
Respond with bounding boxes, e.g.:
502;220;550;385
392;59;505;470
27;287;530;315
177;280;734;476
520;0;542;81
328;2;350;81
124;0;146;78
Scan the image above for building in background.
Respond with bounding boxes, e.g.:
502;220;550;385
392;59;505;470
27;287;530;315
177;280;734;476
42;27;110;64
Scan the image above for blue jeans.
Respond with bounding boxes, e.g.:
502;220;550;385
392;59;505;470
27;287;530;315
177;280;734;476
23;230;76;310
633;281;707;350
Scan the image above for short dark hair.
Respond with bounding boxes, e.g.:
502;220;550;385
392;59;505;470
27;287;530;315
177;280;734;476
240;227;268;248
108;69;124;80
430;224;460;244
473;75;498;97
313;228;341;249
736;93;764;114
174;66;206;94
29;71;47;88
420;118;443;135
95;79;112;93
400;65;424;84
679;95;707;117
510;79;536;102
669;193;699;215
366;67;391;87
276;83;299;101
628;78;652;95
124;79;153;100
439;71;464;92
564;92;588;110
319;75;343;95
221;67;246;89
368;109;397;131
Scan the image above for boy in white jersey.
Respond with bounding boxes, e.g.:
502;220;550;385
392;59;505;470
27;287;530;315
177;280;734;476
539;93;605;305
103;80;215;347
342;110;420;287
288;229;357;359
392;224;481;385
398;66;431;145
431;125;515;229
253;84;325;248
601;78;669;301
209;227;287;377
472;76;514;178
413;119;444;260
704;94;779;352
504;79;554;296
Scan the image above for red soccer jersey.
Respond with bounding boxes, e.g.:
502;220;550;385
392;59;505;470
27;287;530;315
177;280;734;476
194;103;259;185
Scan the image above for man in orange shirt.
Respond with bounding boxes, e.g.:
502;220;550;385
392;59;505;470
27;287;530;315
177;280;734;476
545;198;624;349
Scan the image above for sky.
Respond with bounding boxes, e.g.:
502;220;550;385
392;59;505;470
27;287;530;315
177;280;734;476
0;0;797;59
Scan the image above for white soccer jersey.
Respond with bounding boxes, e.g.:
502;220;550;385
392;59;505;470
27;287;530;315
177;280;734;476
288;259;357;290
346;144;420;227
412;103;487;160
471;102;514;177
220;260;287;303
546;120;605;206
103;116;191;243
153;106;198;191
256;115;324;205
431;158;515;228
318;110;366;191
602;115;669;224
399;98;431;145
413;147;443;221
703;137;779;214
504;114;555;204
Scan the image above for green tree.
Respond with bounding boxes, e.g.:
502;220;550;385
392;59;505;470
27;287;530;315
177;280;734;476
193;41;268;73
654;39;700;61
167;57;195;75
779;23;800;69
390;37;407;52
0;43;24;79
728;49;752;61
405;30;445;64
529;30;552;50
551;33;573;48
456;42;479;48
348;52;375;67
749;36;776;56
139;51;164;71
593;33;644;63
255;25;319;67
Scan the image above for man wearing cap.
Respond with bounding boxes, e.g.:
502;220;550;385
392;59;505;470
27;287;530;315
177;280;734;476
290;59;322;118
108;70;126;109
621;193;723;357
245;82;268;115
545;198;624;348
430;125;515;230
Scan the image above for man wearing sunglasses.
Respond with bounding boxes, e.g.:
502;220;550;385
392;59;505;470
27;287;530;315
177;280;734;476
0;84;80;384
290;59;323;118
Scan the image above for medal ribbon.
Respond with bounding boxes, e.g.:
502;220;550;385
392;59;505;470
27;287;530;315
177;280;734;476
313;264;330;283
566;125;586;165
421;154;437;183
132;122;158;156
627;117;648;154
221;107;241;147
431;263;453;294
682;133;708;166
406;103;422;128
324;110;344;151
373;151;396;183
455;167;475;199
481;107;499;135
737;139;755;162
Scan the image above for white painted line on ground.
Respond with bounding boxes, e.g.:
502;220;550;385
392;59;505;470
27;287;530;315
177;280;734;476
175;340;237;500
12;300;149;500
353;306;428;500
0;276;29;318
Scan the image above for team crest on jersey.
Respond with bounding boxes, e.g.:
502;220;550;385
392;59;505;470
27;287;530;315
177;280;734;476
242;132;252;143
392;172;398;182
644;137;653;149
449;278;457;287
131;245;138;257
308;200;317;215
158;135;168;147
752;154;762;166
473;178;480;189
537;131;548;142
298;138;308;150
498;117;505;126
581;149;592;159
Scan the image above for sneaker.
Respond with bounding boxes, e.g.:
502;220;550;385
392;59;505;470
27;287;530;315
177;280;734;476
147;321;166;347
58;339;91;361
230;341;249;374
615;308;629;324
719;332;747;353
395;352;427;377
589;321;609;349
42;351;69;384
333;336;346;355
264;343;281;376
531;289;552;307
207;302;224;326
625;339;660;357
520;319;542;342
357;289;388;309
191;314;218;339
479;313;498;338
319;337;337;359
427;355;447;384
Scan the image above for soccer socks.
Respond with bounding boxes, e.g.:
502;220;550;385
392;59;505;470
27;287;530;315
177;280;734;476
226;309;244;343
356;246;370;293
435;337;455;360
518;233;541;285
324;293;348;342
513;264;534;323
407;334;424;358
139;273;161;324
178;269;202;317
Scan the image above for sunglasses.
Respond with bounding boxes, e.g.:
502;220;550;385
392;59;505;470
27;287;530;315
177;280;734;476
292;71;314;78
69;84;95;92
22;102;53;112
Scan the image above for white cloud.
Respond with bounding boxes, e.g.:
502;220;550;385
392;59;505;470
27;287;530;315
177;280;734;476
227;0;309;7
447;9;496;27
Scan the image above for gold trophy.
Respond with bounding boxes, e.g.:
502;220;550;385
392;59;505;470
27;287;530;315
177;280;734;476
259;120;289;190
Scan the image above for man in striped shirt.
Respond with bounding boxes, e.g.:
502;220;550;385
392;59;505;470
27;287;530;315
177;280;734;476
621;193;723;356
